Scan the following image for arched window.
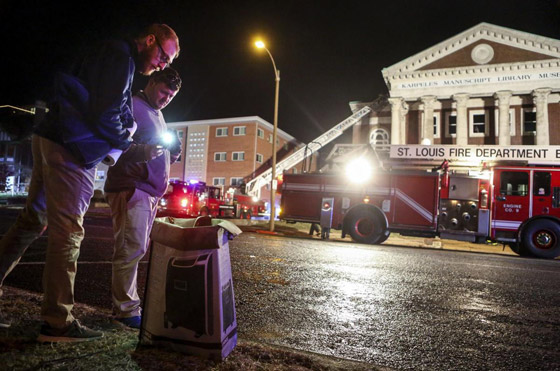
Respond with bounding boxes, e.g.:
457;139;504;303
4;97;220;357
369;128;389;146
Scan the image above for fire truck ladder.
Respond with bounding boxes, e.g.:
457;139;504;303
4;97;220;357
245;105;372;198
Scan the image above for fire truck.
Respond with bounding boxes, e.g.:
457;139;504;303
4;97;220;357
157;180;223;217
157;180;265;219
218;189;266;219
280;149;560;259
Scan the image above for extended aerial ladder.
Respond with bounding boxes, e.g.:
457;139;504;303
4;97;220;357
245;105;372;198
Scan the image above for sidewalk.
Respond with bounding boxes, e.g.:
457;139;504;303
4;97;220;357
239;220;518;257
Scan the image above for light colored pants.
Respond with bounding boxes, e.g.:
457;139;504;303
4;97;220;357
0;135;95;328
106;188;158;318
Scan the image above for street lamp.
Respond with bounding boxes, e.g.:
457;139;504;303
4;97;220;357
255;40;280;232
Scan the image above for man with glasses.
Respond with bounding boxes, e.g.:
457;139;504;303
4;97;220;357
104;68;182;329
0;24;179;342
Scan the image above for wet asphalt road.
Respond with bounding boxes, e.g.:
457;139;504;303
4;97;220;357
1;208;560;370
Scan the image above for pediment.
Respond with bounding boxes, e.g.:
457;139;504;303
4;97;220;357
383;23;560;77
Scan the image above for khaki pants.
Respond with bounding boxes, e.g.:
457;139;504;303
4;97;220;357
0;135;95;328
106;189;158;318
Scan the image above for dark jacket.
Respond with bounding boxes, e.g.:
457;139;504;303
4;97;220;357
104;92;181;197
35;39;136;168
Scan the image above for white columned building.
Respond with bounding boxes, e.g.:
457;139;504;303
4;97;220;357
351;23;560;147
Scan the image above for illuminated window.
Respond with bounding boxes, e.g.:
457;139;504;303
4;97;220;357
257;128;264;139
216;127;228;137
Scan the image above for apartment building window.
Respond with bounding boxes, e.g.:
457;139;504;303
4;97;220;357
523;110;537;134
233;126;246;136
214;152;226;161
216;127;228;137
231;177;244;186
232;151;245;161
256;153;263;163
268;134;273;143
213;177;226;186
469;110;488;137
257;128;264;139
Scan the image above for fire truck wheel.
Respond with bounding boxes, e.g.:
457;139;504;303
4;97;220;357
200;206;209;217
347;209;386;244
522;219;560;259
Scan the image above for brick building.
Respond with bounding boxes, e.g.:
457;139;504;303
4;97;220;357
167;116;303;188
350;23;560;147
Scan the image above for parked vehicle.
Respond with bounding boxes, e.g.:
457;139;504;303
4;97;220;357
281;157;560;259
157;180;265;219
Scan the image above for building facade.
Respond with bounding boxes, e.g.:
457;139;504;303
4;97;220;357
351;23;560;147
167;116;302;187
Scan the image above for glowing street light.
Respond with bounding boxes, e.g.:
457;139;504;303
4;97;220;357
254;39;280;232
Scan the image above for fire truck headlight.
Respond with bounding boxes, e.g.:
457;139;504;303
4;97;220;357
181;198;188;208
345;157;372;184
252;196;258;202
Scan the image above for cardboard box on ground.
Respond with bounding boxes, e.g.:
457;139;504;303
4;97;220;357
139;216;242;360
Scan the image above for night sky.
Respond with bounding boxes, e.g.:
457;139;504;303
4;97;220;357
2;1;560;143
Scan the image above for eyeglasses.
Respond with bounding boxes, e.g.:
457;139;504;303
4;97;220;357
155;37;172;67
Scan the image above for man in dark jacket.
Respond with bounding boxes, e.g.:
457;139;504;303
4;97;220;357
0;24;180;342
104;68;182;328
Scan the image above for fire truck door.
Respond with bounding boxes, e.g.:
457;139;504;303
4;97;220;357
532;171;552;217
492;169;530;232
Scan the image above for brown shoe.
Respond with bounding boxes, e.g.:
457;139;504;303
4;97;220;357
37;320;103;343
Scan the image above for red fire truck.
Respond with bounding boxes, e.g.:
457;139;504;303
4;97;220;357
157;180;265;219
157;180;223;217
218;189;266;219
280;159;560;259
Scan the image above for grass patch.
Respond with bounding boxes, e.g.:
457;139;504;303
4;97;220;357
0;287;380;370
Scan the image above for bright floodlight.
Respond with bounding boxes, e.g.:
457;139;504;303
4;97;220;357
255;40;265;49
345;157;372;184
421;138;432;145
